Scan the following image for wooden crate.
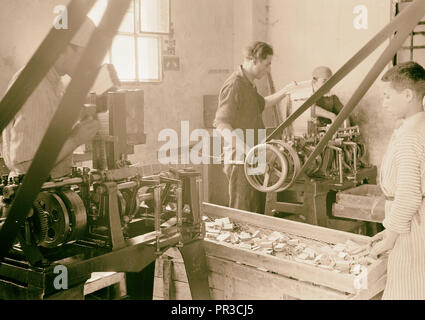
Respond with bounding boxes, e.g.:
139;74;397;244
333;184;385;223
154;203;387;300
84;272;127;300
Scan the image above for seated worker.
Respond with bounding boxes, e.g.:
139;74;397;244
285;66;345;136
311;66;344;126
1;18;100;179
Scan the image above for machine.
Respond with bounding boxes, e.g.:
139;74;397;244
0;154;208;299
0;1;211;300
244;117;377;233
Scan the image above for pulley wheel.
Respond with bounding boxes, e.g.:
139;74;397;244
59;190;87;242
244;143;288;193
269;140;302;192
34;192;70;248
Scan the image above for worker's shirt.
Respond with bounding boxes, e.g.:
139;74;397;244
213;65;266;150
315;95;344;126
379;111;425;299
1;67;71;179
286;81;343;136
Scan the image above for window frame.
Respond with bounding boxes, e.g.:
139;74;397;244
139;0;171;35
392;0;425;66
105;0;170;84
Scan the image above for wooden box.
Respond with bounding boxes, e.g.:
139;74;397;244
333;184;385;223
153;203;387;300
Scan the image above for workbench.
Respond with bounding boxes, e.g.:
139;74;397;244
154;203;387;300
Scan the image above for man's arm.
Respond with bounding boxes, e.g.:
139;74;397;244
215;122;247;158
55;118;100;166
315;106;336;122
264;82;296;110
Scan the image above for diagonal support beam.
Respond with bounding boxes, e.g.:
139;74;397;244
0;0;133;261
0;0;96;133
179;240;211;300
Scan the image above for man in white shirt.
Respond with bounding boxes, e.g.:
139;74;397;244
1;18;100;179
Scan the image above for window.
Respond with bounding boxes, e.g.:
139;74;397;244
89;0;170;83
392;0;425;67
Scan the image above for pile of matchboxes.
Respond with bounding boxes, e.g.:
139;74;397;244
153;203;387;300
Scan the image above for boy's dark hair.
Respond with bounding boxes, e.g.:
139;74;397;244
244;41;273;62
382;61;425;99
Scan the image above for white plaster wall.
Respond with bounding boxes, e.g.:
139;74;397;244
268;0;394;167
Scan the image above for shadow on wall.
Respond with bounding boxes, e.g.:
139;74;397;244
338;84;395;174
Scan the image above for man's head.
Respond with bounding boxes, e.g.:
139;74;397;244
55;18;96;76
312;66;332;92
381;61;425;119
243;41;274;80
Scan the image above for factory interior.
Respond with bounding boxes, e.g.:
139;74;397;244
0;0;425;301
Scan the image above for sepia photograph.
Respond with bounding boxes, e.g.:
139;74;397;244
0;0;424;308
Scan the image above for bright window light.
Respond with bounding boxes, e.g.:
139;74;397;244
138;37;160;80
88;0;169;83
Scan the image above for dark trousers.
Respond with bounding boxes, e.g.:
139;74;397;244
224;164;265;214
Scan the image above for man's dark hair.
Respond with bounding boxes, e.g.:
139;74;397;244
382;61;425;99
243;41;273;62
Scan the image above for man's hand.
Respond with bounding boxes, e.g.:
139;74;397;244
231;143;248;165
71;118;100;147
282;81;298;92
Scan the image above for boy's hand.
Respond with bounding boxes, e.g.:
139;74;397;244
370;229;398;259
370;238;393;259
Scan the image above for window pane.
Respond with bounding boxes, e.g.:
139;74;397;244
89;0;134;32
140;0;170;33
111;35;136;81
137;37;160;80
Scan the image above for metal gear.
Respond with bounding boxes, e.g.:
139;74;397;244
33;192;70;248
32;203;49;245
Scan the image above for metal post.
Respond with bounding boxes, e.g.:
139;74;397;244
153;186;161;253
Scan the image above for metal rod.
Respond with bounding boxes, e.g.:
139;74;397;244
41;177;84;190
196;179;203;236
338;150;343;185
176;184;183;229
343;141;358;179
117;181;138;190
328;146;344;184
154;186;161;253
